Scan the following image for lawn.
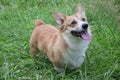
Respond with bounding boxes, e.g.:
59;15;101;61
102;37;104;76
0;0;120;80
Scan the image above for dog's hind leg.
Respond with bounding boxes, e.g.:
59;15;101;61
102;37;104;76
30;44;38;57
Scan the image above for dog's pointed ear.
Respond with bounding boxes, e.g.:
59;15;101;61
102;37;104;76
76;4;85;16
53;12;66;26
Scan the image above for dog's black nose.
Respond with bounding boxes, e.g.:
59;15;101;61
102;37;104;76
82;23;88;29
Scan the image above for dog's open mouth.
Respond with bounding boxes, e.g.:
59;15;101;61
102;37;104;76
71;30;91;40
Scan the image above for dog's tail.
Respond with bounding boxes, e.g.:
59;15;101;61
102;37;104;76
35;20;45;27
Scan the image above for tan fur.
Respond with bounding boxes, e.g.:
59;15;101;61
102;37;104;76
30;23;67;68
30;4;91;73
35;20;45;27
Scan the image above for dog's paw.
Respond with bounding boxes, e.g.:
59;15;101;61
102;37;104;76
54;66;64;73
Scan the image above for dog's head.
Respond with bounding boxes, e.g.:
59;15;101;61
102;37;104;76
53;4;91;40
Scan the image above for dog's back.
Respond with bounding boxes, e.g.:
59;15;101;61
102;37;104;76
30;20;58;54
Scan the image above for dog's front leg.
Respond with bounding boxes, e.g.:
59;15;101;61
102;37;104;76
53;62;64;73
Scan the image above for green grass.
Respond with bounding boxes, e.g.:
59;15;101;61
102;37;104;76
113;0;120;14
0;0;120;80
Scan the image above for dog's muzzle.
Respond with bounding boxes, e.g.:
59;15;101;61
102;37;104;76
71;24;91;40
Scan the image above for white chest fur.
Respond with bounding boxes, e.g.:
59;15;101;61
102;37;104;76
63;36;90;68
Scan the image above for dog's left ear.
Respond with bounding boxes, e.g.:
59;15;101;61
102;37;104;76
76;4;86;16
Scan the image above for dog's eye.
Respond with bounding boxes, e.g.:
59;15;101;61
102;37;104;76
82;18;86;21
71;20;77;25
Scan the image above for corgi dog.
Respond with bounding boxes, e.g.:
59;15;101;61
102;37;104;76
30;4;91;73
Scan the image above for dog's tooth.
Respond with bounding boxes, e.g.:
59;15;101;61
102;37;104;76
71;31;82;37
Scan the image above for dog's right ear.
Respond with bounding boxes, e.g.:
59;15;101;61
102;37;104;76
53;12;66;26
76;4;86;17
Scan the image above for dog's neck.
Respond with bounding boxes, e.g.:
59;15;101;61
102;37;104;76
55;32;68;49
60;33;90;67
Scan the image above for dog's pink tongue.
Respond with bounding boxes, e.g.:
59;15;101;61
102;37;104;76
81;32;91;40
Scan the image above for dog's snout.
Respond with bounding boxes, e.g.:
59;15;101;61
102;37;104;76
82;23;88;29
